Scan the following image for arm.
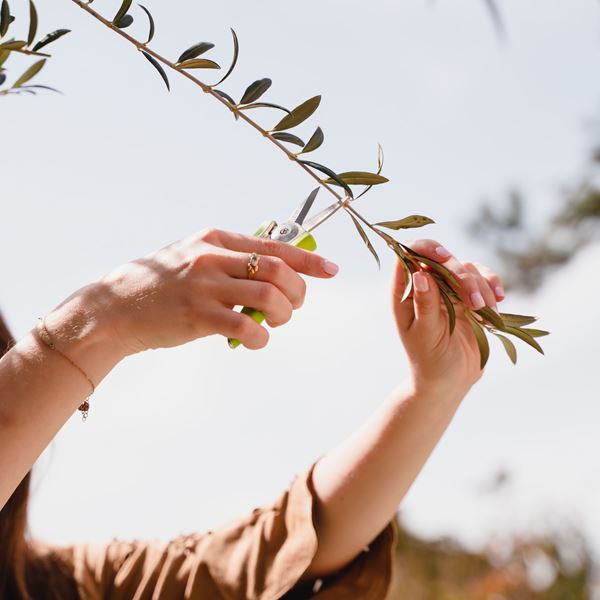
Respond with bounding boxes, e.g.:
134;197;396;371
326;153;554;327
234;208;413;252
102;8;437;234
304;239;505;578
0;228;338;510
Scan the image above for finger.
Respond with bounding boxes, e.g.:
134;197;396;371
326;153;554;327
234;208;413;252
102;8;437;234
411;270;443;334
463;262;498;312
217;309;270;350
403;239;454;264
392;258;415;332
217;251;307;309
218;279;294;328
218;231;339;279
471;261;505;301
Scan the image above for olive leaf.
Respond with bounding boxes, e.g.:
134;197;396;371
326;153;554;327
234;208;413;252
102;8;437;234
138;4;155;45
27;0;37;47
440;288;456;335
350;213;380;268
505;326;544;354
376;215;435;230
324;171;389;186
32;29;70;52
299;126;324;155
356;144;385;200
271;132;304;147
239;78;271;105
0;49;8;67
142;50;169;91
0;0;10;38
396;255;414;303
476;306;506;332
0;40;27;51
484;0;505;39
115;14;133;29
0;73;6;86
213;88;235;105
494;332;517;364
112;0;132;26
272;95;321;132
299;160;354;198
177;42;214;64
13;57;44;87
238;102;290;114
499;312;537;327
178;58;220;69
520;328;550;338
406;252;460;288
467;313;490;369
213;28;238;87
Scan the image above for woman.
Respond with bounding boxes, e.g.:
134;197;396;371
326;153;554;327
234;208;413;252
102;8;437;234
0;227;504;599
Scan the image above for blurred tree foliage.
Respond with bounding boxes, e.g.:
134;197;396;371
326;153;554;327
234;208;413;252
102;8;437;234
393;520;593;598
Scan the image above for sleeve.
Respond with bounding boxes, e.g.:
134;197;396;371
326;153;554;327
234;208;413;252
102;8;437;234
56;463;398;600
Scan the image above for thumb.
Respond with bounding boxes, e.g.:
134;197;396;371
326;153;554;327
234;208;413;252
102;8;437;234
412;271;443;333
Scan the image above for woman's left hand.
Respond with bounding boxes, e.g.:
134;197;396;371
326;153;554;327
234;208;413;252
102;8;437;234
392;239;506;399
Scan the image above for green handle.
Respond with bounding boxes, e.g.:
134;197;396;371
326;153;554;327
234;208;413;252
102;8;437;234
228;231;317;349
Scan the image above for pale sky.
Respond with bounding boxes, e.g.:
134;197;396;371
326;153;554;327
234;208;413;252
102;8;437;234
2;0;600;562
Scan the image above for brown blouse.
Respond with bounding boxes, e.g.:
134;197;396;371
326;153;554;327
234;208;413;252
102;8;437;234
39;463;399;599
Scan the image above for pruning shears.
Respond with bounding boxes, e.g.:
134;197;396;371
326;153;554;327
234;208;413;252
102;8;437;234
228;187;344;348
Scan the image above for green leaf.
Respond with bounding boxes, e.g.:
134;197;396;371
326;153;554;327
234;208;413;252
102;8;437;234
19;83;60;93
440;289;456;335
356;144;385;200
142;51;169;91
324;171;389;186
0;1;10;38
520;328;550;338
239;78;271;105
213;89;236;105
499;312;537;328
375;215;434;230
494;333;517;364
271;131;304;147
404;251;460;288
0;50;8;67
0;40;27;50
213;28;239;87
238;102;290;114
12;57;44;87
138;4;155;44
299;126;324;155
397;255;414;303
115;14;134;29
476;306;506;332
467;314;490;369
112;0;132;25
177;42;214;64
32;29;70;53
298;160;354;198
505;326;544;355
272;95;321;132
178;58;220;69
0;72;6;86
350;214;380;268
27;0;37;47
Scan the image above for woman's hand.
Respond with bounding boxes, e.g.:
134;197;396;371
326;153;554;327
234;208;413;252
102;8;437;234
93;228;339;356
392;239;505;398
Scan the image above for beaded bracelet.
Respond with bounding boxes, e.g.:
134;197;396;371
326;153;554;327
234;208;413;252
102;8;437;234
36;317;95;421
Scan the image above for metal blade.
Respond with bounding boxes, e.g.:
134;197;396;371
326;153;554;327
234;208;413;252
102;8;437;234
303;199;346;232
289;187;320;226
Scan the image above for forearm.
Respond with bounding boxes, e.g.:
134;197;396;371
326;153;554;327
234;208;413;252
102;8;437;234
0;284;123;509
305;379;467;577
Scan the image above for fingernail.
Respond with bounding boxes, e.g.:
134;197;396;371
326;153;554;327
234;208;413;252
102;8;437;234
435;246;452;258
322;260;339;276
470;292;485;309
495;286;505;298
413;272;429;292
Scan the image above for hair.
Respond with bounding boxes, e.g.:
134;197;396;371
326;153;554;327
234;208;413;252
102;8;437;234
0;312;80;600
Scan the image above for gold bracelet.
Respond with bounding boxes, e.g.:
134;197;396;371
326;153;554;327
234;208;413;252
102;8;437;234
36;317;95;422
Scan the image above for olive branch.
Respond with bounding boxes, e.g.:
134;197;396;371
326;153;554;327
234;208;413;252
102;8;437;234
5;0;548;367
0;0;70;95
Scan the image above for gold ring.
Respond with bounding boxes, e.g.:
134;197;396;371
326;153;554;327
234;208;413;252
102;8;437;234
247;253;260;279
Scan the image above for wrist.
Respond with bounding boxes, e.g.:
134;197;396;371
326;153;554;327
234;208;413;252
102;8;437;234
43;282;126;387
404;374;470;406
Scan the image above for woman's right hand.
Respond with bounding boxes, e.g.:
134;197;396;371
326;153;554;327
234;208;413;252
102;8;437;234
92;228;339;355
